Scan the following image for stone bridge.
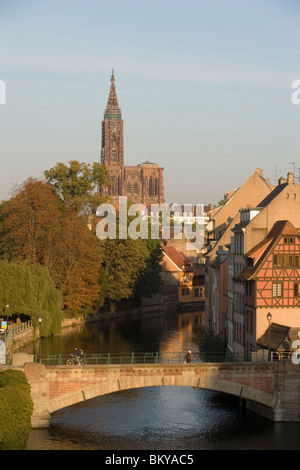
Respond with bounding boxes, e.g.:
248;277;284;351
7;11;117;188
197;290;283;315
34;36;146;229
18;359;300;427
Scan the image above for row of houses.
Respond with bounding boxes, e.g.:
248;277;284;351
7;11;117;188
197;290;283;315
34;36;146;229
205;168;300;359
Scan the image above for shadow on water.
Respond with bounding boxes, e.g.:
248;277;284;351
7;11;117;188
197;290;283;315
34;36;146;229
26;386;300;450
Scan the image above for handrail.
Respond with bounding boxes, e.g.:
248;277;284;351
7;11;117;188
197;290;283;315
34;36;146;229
34;351;247;365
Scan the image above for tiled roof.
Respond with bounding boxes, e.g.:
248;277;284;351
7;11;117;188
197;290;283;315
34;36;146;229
162;245;193;271
239;220;299;280
257;322;300;351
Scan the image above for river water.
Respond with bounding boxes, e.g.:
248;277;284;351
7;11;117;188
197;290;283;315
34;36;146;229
21;310;300;451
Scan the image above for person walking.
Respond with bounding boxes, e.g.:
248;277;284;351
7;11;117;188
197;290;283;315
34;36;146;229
185;350;192;363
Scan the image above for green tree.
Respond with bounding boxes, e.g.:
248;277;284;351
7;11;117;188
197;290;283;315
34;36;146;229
0;370;34;450
0;260;62;336
133;238;163;304
99;238;149;304
44;160;111;213
193;326;227;360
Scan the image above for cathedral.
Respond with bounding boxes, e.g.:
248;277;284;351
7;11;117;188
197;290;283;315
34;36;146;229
99;70;164;206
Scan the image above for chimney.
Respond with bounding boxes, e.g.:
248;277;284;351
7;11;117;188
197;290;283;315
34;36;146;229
278;176;287;185
287;172;294;184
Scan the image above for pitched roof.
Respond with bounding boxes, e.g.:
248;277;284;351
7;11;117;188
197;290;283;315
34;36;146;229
257;322;300;351
162;245;194;271
239;220;299;280
256;182;288;209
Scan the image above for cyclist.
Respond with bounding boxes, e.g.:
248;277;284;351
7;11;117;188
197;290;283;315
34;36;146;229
73;346;83;364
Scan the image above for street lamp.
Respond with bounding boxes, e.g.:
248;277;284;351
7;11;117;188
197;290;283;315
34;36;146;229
267;312;272;361
5;305;9;339
38;314;43;363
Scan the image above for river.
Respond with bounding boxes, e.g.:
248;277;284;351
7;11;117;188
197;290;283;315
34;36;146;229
20;310;300;451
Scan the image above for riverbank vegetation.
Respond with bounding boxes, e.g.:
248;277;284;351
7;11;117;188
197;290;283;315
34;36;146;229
0;160;163;333
0;369;33;450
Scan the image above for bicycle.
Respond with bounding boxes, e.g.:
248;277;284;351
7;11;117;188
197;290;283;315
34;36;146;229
66;354;85;366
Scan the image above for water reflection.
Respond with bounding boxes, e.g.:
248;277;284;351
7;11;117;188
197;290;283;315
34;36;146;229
22;311;205;358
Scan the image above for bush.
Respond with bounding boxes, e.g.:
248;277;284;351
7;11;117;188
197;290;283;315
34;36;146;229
0;369;34;450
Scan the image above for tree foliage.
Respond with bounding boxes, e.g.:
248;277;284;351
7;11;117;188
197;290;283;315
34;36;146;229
1;178;102;313
44;160;111;213
97;204;163;306
0;260;62;336
193;326;227;355
0;369;34;450
99;238;149;303
133;238;163;304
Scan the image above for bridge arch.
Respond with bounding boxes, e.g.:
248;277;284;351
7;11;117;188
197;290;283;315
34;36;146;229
23;361;300;427
45;363;277;417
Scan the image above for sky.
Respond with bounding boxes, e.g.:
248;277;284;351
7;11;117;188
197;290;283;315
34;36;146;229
0;0;300;205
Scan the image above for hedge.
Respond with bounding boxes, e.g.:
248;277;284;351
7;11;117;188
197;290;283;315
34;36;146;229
0;369;34;450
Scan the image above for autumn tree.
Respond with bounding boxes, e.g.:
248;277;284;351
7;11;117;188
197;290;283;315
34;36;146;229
50;208;102;311
2;178;63;266
1;178;102;313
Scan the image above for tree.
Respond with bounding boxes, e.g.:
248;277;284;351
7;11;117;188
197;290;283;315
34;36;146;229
99;238;148;304
1;178;62;266
193;326;227;360
1;178;102;313
44;160;111;213
50;208;102;311
0;260;62;336
133;238;163;304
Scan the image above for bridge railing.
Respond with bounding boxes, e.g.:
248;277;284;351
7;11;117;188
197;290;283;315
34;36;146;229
34;351;247;365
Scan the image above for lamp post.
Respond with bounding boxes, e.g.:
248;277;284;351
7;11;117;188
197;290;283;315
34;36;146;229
267;312;272;361
5;304;9;339
38;314;43;363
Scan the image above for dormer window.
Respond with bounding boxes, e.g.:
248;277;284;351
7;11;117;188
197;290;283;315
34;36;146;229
284;237;295;244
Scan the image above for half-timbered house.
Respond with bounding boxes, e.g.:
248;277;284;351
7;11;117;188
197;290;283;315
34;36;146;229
239;220;300;356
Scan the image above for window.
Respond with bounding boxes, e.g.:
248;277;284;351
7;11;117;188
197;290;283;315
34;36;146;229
272;282;283;297
294;283;300;297
273;254;283;267
283;255;294;268
295;256;299;268
194;288;199;297
182;288;189;296
133;181;138;194
284;237;295;244
127;181;131;193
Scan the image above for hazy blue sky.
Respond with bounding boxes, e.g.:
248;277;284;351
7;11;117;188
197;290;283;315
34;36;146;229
0;0;300;205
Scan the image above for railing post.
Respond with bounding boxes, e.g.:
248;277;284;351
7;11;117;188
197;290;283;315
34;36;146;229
155;352;159;364
131;352;134;364
107;353;110;365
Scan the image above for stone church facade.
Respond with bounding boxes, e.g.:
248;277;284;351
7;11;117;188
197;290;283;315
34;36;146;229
99;70;164;206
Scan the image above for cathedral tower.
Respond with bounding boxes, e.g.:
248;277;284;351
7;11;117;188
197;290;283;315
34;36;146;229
100;70;164;206
101;69;124;167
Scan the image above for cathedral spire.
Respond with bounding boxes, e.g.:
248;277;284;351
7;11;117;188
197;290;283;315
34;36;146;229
105;68;121;117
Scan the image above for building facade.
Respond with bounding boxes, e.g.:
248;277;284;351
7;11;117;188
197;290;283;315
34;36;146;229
229;172;300;358
239;220;300;357
205;168;275;331
99;70;164;206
